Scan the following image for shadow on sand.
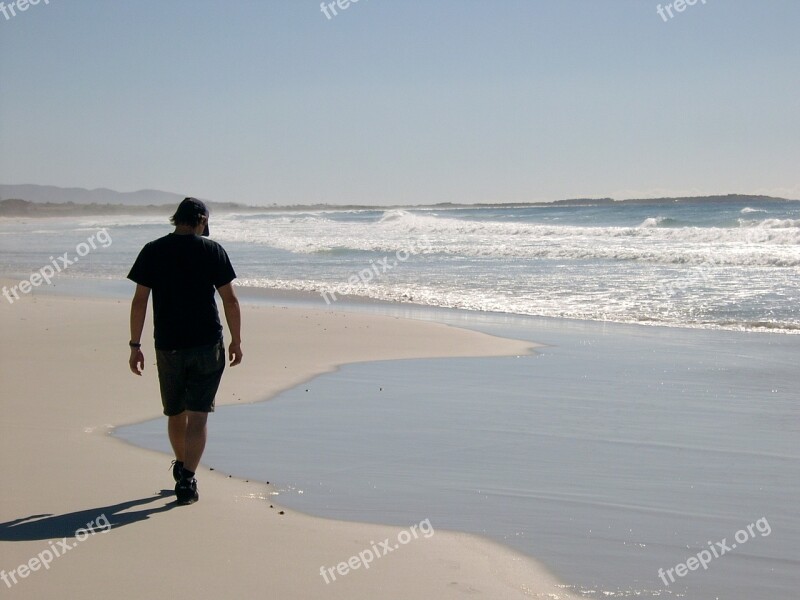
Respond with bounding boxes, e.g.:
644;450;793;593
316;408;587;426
0;490;179;541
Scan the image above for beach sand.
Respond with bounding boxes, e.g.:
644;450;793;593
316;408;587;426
0;290;578;599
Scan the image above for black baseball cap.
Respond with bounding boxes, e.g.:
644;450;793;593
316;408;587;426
173;197;210;236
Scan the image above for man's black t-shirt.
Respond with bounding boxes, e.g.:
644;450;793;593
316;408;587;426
127;233;236;350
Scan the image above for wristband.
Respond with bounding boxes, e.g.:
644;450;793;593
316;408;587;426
129;341;142;349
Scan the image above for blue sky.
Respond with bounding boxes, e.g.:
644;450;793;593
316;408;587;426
1;0;798;205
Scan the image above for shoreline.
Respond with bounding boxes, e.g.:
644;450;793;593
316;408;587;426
3;272;798;336
0;290;580;599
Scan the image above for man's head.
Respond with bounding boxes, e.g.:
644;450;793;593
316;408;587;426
171;197;210;236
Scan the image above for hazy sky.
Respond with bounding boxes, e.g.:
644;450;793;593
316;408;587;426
1;0;798;205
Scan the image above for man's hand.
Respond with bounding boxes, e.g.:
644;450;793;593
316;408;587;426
129;348;145;375
228;341;243;366
129;284;150;376
218;283;243;367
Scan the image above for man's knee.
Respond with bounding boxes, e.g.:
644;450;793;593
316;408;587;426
186;411;208;429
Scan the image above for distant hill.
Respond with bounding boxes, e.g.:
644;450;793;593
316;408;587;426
598;194;792;206
431;194;796;208
0;184;197;206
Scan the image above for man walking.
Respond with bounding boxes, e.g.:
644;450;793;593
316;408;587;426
127;197;243;505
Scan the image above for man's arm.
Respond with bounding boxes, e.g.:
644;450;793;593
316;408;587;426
129;284;151;375
217;283;243;366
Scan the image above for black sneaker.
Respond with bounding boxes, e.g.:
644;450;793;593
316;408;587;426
175;478;199;505
170;460;184;483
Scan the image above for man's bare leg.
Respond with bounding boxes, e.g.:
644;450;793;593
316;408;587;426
167;412;188;462
183;411;208;473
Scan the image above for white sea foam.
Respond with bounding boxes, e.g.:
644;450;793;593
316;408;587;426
211;210;800;267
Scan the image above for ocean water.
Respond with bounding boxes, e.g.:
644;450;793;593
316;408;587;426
115;310;800;599
2;198;799;332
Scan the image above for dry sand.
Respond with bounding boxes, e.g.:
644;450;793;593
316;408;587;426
0;291;578;599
